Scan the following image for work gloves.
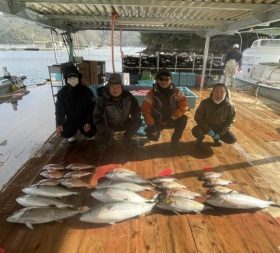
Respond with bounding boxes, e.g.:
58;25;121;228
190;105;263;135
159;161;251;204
208;130;221;140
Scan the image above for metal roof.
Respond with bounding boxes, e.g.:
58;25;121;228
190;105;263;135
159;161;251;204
0;0;280;36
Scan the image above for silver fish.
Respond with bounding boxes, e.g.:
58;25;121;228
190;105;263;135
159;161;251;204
64;171;92;179
22;185;78;197
207;186;238;194
80;201;155;224
60;178;92;188
106;171;151;184
91;188;158;203
166;189;202;199
35;179;61;186
16;195;73;208
159;181;187;190
95;181;154;192
111;168;136;175
42;164;65;171
204;178;232;187
7;206;89;229
152;177;177;183
199;172;223;180
40;170;64;179
66;163;95;170
206;192;275;209
156;196;209;214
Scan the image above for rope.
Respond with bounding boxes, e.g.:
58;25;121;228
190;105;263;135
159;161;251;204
111;12;118;73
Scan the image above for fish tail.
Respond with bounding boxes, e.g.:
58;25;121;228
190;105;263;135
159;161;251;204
271;203;280;208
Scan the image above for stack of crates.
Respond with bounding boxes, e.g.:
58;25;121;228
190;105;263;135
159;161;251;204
171;72;196;87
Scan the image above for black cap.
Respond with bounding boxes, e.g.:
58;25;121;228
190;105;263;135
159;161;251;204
156;69;171;80
62;65;81;79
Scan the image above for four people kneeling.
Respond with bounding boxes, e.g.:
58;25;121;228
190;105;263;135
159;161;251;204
55;66;236;148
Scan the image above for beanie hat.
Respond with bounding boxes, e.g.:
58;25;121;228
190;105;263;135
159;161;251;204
62;65;82;79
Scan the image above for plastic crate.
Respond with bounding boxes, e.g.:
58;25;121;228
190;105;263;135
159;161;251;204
178;86;198;109
171;72;180;86
179;72;196;87
138;79;154;87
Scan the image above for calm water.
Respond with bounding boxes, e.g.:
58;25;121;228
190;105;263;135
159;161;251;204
0;47;144;190
0;47;144;85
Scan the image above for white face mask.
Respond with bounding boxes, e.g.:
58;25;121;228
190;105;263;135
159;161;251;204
213;98;224;104
67;77;79;87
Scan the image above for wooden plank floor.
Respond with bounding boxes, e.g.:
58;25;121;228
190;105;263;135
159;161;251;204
1;88;280;253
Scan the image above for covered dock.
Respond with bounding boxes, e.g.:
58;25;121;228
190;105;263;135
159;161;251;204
0;89;280;253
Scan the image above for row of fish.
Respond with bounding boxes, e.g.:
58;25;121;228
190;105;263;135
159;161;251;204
7;163;95;229
40;163;94;179
80;168;209;224
199;171;279;209
7;167;279;229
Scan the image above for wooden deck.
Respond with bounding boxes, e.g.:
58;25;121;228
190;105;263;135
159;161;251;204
1;88;280;253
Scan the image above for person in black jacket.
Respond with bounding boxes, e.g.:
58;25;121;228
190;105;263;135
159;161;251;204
55;65;96;143
93;73;141;146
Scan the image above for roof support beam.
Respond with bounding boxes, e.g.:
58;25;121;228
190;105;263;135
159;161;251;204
22;0;276;11
206;6;280;36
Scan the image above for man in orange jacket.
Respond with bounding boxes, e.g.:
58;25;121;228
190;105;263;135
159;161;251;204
142;70;188;146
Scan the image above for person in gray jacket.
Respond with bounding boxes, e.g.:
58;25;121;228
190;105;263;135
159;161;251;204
192;83;236;147
93;73;141;146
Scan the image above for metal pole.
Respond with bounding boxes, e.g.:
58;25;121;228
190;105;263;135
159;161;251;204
201;36;210;88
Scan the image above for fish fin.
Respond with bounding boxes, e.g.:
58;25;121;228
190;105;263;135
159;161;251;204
197;175;205;181
149;193;160;203
26;223;33;229
173;210;180;216
271;203;280;208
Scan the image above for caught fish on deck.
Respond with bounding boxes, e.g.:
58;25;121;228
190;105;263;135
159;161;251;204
66;163;95;170
158;181;188;190
198;172;223;181
204;178;233;187
22;185;78;197
16;195;74;208
34;179;61;186
80;201;155;225
95;181;154;192
7;206;89;229
152;177;177;184
64;171;92;179
156;196;210;214
165;189;202;200
40;170;64;179
106;171;151;184
207;186;238;194
91;188;158;203
60;178;93;188
41;164;65;171
206;192;277;209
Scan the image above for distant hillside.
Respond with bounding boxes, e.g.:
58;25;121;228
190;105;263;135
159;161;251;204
0;13;143;47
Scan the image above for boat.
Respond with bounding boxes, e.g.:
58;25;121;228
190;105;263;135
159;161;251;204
0;67;27;96
235;38;280;102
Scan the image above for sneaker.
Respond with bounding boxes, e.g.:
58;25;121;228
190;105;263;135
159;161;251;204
68;136;77;143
